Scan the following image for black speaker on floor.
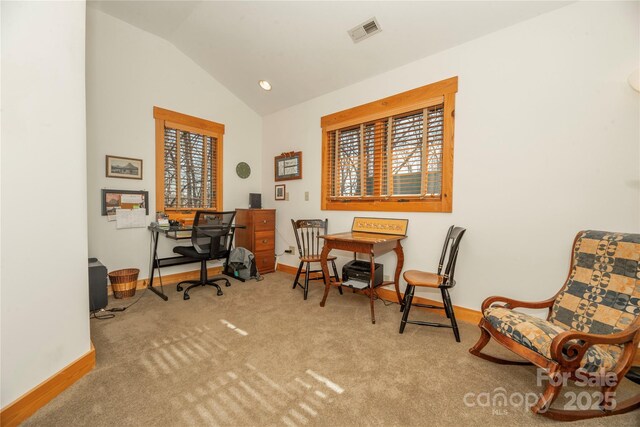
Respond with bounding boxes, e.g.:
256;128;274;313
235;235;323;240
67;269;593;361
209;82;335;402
89;258;108;311
249;193;262;209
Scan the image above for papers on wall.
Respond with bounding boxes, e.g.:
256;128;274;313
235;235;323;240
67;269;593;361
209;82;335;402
116;208;146;229
121;193;144;204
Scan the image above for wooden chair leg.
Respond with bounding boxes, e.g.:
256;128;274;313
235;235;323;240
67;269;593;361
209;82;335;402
292;261;303;290
399;285;415;334
600;383;619;411
303;262;310;300
440;288;450;318
330;260;343;295
443;288;460;342
531;368;563;415
469;325;491;357
469;322;533;365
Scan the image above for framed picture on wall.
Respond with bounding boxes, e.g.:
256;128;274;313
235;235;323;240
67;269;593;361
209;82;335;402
275;184;286;201
106;155;143;180
101;189;149;216
274;151;302;181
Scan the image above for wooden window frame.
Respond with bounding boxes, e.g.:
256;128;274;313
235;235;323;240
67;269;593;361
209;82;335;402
321;76;458;213
153;106;224;220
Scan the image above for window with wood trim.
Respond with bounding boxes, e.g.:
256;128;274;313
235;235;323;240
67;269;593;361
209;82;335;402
321;77;457;212
154;107;224;220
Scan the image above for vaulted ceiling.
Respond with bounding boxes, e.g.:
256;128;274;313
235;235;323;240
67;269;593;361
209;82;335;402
89;1;571;115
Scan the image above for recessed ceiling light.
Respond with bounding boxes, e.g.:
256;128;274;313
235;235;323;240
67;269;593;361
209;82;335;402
259;80;272;91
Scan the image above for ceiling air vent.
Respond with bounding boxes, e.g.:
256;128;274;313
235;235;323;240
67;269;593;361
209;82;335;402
348;17;382;43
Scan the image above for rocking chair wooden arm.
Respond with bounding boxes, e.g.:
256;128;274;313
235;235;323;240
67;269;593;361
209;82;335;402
480;295;556;313
550;322;640;370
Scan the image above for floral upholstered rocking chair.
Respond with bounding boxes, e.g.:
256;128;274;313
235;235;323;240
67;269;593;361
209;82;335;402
470;230;640;420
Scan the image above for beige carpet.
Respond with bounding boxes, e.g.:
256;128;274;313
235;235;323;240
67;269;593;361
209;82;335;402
25;272;639;426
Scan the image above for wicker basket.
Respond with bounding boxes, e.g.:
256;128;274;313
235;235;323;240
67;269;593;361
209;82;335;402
108;268;139;299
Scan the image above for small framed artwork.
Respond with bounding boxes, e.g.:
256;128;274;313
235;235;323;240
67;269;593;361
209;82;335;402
275;184;286;201
274;151;302;181
101;189;149;216
106;155;143;180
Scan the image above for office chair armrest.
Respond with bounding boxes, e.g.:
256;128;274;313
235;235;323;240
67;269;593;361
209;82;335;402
194;225;226;238
196;224;244;238
192;225;229;255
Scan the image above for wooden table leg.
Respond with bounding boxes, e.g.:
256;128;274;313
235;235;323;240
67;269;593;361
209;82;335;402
369;253;376;324
393;241;405;305
319;245;332;307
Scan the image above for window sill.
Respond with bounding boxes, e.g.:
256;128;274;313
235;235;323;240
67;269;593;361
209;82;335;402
322;197;451;212
164;209;215;222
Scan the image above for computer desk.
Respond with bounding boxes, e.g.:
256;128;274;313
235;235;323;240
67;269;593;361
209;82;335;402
147;223;243;301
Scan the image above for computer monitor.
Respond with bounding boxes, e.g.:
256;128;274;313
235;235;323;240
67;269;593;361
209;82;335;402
249;193;262;209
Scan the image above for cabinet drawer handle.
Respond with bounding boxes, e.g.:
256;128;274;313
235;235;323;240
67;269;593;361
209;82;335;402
263;220;268;223
262;239;268;243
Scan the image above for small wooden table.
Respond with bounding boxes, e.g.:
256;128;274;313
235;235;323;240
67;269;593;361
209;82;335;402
319;220;407;324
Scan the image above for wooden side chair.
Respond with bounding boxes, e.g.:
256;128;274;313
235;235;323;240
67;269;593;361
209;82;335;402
291;219;343;300
399;225;466;342
470;230;640;420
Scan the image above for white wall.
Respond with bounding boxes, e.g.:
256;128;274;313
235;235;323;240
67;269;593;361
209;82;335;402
262;1;640;310
86;8;263;278
1;1;90;407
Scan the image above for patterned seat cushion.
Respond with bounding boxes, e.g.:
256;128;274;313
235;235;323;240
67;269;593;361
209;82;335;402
484;306;619;373
549;231;640;335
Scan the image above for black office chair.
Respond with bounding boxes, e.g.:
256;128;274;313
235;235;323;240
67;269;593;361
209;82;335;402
291;219;343;300
174;211;236;300
399;225;466;342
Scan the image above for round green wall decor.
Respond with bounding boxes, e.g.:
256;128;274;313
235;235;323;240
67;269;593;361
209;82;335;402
236;162;251;179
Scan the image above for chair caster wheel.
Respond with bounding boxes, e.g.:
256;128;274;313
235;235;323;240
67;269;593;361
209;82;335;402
224;281;231;287
177;284;183;292
183;293;190;300
217;290;223;296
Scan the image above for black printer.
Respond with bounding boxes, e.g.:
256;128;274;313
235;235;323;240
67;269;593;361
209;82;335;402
342;260;383;287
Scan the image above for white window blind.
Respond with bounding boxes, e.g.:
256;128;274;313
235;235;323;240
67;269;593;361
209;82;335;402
327;104;444;200
164;127;218;210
